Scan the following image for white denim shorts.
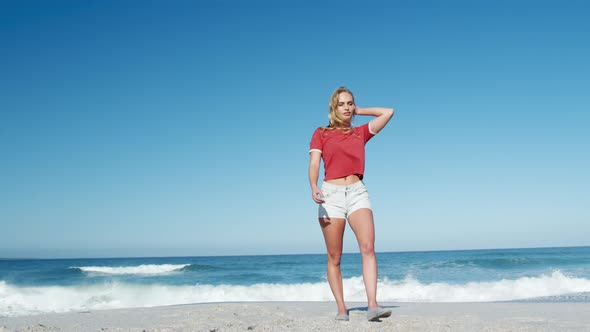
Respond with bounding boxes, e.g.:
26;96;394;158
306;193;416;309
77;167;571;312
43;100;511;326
318;181;372;219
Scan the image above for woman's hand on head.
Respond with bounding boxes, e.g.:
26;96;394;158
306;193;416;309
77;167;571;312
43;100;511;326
312;188;325;203
354;105;365;115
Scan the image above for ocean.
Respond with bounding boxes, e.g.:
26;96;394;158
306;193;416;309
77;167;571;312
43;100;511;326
1;246;590;317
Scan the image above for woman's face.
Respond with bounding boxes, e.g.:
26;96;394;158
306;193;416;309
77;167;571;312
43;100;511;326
336;92;354;122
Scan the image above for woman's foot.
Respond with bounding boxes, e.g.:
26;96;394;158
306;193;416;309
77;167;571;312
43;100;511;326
367;306;392;321
335;313;349;321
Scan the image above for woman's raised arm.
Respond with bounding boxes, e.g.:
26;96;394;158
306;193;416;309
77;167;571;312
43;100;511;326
355;107;394;134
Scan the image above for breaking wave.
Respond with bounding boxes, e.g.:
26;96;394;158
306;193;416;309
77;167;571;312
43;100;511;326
2;270;590;317
71;264;191;275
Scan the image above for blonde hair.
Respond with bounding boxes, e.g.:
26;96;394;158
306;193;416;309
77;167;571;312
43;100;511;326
323;86;355;131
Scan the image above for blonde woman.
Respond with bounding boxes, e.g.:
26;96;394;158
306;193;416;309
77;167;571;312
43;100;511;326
308;87;394;321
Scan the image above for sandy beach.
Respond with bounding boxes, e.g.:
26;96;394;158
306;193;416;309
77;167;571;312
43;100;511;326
1;301;590;332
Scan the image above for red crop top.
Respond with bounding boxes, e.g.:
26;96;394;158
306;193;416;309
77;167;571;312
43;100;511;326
309;122;375;181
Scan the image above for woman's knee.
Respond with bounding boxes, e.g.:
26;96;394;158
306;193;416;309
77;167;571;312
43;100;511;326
327;250;343;266
359;243;375;257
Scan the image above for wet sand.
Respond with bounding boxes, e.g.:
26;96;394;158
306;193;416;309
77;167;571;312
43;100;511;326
2;301;590;331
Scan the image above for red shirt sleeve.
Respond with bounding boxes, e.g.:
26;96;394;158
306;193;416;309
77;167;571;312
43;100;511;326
309;128;323;153
359;123;375;144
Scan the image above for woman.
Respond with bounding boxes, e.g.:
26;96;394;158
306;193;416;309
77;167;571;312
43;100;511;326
308;87;394;321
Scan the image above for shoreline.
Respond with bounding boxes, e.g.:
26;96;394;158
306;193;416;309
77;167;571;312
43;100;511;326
2;301;590;331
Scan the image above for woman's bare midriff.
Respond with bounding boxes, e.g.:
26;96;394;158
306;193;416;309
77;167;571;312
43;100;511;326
326;174;361;185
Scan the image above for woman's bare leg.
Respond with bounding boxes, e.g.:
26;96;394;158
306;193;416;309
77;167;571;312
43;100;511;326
319;217;347;315
347;208;379;310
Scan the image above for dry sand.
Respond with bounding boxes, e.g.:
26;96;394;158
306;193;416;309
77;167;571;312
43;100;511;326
1;301;590;332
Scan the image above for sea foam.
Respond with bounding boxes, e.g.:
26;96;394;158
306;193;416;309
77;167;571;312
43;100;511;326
1;270;590;317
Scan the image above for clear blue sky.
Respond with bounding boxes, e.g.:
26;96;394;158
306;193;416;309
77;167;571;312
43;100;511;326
1;0;589;258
